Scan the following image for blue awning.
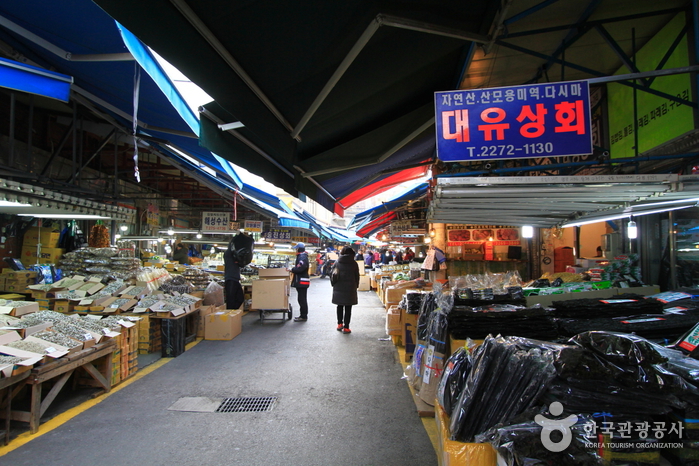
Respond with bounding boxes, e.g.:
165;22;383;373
0;57;72;102
0;2;241;188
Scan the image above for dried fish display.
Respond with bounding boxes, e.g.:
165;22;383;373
180;268;213;288
160;275;194;294
0;355;26;364
51;322;95;341
32;330;82;349
13;310;71;327
5;340;50;354
76;316;120;333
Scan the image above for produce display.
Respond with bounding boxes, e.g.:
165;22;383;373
88;224;110;248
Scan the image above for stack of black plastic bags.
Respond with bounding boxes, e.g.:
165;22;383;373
416;287;699;465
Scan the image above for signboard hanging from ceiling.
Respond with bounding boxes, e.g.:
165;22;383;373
435;81;593;162
202;212;233;233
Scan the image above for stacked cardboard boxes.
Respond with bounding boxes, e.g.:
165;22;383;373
136;314;162;355
21;227;64;265
0;269;37;293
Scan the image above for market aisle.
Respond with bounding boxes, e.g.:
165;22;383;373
1;276;437;466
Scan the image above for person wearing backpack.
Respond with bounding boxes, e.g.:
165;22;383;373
290;242;310;321
331;246;360;334
223;233;254;310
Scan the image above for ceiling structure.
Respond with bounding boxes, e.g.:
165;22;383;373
88;0;699;232
0;1;694;236
0;1;325;233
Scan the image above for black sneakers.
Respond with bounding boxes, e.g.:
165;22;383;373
294;316;307;322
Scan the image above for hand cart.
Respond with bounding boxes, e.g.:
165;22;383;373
258;303;293;322
251;277;292;322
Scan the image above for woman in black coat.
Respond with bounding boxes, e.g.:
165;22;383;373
331;246;360;334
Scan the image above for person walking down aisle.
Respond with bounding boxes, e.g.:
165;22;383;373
290;242;310;322
331;246;360;334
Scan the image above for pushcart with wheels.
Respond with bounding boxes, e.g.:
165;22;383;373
251;275;292;322
258;304;293;322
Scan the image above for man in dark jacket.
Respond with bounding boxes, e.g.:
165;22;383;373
172;243;189;264
223;239;244;310
290;242;310;321
331;246;360;334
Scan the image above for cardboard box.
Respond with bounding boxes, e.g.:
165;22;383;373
258;268;291;279
21;246;65;264
4;283;31;293
0;301;39;316
385;286;408;305
401;310;418;360
386;307;401;336
435;406;498;466
204;309;243;340
418;349;445;406
53;299;76;313
2;270;37;280
358;275;371;291
23;227;61;248
356;260;366;276
196;305;217;338
251;279;289;310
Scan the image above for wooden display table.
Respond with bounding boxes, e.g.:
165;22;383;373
0;370;31;445
7;340;117;434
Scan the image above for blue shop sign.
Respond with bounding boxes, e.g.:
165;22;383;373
435;81;592;162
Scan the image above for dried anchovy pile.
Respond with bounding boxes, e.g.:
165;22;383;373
0;355;26;364
6;340;49;354
168;295;200;306
76;317;119;333
51;322;94;341
0;300;37;309
110;298;135;308
33;330;81;348
137;296;164;309
17;311;71;327
123;286;147;297
100;316;129;328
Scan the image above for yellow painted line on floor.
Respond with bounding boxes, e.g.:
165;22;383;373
0;338;202;456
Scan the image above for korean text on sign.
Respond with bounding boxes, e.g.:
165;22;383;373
202;212;232;232
435;81;593;162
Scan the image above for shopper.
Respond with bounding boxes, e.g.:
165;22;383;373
223;239;244;310
331;246;360;334
394;249;403;263
290;242;310;321
172;243;189;264
404;247;415;262
364;249;374;269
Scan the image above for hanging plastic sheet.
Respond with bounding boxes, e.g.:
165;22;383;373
551;294;664;318
449;335;557;442
448;304;558;341
475;416;604;466
437;346;473;416
555;310;699;341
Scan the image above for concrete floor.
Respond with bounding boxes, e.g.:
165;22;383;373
1;276;437;466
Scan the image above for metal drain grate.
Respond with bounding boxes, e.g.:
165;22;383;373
216;396;277;413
